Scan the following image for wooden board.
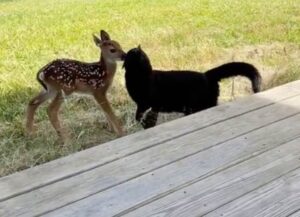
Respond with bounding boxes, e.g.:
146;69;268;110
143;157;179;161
40;125;300;217
122;138;300;217
288;210;300;217
204;167;300;217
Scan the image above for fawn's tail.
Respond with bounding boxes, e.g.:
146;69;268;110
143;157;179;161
36;66;48;90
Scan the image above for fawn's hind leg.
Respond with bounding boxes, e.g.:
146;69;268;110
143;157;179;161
47;91;67;142
26;88;56;135
94;93;124;137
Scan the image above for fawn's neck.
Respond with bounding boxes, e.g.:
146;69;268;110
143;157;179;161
100;55;117;75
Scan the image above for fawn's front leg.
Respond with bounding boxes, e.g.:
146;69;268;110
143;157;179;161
94;93;124;137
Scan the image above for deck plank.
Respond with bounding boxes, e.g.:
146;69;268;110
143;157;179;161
288;210;300;217
121;137;300;217
10;96;297;217
43;137;300;217
204;167;300;217
1;81;300;202
253;193;300;217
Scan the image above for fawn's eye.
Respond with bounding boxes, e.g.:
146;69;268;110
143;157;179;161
110;49;116;53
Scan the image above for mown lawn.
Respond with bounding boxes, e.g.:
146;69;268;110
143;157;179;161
0;0;299;176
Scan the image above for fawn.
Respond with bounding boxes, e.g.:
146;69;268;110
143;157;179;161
26;30;126;142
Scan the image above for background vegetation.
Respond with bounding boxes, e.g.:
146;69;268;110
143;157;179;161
0;0;299;176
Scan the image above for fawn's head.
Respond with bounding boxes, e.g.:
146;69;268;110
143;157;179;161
93;30;126;63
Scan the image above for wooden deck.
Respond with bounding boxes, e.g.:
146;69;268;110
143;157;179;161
1;81;300;217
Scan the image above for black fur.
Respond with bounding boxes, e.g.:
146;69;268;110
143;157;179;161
123;47;262;128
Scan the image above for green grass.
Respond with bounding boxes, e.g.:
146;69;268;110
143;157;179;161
0;0;300;177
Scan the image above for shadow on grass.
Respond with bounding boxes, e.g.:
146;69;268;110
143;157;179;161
0;85;140;176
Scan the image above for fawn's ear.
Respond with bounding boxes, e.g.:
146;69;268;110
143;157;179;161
137;44;142;50
100;30;111;41
93;34;102;47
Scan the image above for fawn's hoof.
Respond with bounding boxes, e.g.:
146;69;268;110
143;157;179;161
25;125;37;137
56;129;70;146
116;128;126;137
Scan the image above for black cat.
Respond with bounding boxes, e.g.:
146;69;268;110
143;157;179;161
123;46;262;128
